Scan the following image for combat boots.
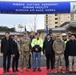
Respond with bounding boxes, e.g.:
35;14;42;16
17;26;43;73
54;70;58;73
26;68;30;72
20;69;24;73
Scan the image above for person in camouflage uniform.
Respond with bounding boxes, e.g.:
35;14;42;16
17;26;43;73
18;32;31;73
53;34;66;73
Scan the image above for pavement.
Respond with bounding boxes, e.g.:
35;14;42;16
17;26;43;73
0;51;44;56
0;54;46;67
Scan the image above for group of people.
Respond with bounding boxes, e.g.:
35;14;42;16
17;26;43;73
43;30;76;73
1;31;43;73
1;29;76;74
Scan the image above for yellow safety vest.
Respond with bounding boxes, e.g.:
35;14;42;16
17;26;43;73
31;38;43;48
64;39;69;44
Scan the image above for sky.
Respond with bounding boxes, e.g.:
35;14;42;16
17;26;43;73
0;0;76;32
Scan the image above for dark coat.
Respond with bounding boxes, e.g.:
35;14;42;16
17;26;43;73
66;40;76;56
43;39;54;54
32;45;42;52
1;37;13;54
11;40;19;55
29;35;35;42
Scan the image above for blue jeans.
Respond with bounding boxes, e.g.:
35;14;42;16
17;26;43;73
33;52;41;68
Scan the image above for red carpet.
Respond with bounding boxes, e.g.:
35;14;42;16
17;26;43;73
0;67;46;75
47;66;75;73
0;67;75;75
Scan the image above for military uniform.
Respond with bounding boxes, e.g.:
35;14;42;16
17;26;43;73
18;37;31;70
53;40;66;72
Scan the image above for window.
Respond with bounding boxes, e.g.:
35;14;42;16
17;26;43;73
46;15;48;17
55;26;58;28
55;14;57;16
55;22;58;24
46;17;48;20
55;18;58;20
46;21;48;24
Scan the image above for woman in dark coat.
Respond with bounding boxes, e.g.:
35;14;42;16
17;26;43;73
11;35;19;72
43;34;54;70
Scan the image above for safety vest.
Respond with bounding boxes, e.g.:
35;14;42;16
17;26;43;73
31;38;43;48
64;39;69;44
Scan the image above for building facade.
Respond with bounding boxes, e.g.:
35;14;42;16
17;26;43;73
44;14;76;28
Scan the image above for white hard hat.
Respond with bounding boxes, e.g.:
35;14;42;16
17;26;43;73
62;33;67;36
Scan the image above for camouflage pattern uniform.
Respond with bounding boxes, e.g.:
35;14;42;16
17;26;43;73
53;40;66;71
18;37;31;69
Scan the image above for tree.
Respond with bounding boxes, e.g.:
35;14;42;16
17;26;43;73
0;26;15;32
28;15;38;32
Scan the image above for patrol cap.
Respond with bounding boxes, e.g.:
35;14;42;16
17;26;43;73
56;34;61;37
23;31;27;34
62;33;67;36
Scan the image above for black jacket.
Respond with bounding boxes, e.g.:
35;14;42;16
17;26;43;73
66;40;76;56
29;35;35;42
43;39;54;54
32;45;42;52
11;40;19;55
1;37;13;54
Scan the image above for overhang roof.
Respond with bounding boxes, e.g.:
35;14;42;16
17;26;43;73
0;32;22;36
69;20;76;27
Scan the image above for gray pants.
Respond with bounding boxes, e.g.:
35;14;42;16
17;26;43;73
68;56;76;71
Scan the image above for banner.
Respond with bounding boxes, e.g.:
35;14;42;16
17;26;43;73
0;1;76;14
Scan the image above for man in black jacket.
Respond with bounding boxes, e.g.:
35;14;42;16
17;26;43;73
1;32;13;73
11;35;19;72
43;34;54;71
66;35;76;73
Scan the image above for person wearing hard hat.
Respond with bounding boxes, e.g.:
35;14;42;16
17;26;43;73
62;33;69;71
62;33;69;43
